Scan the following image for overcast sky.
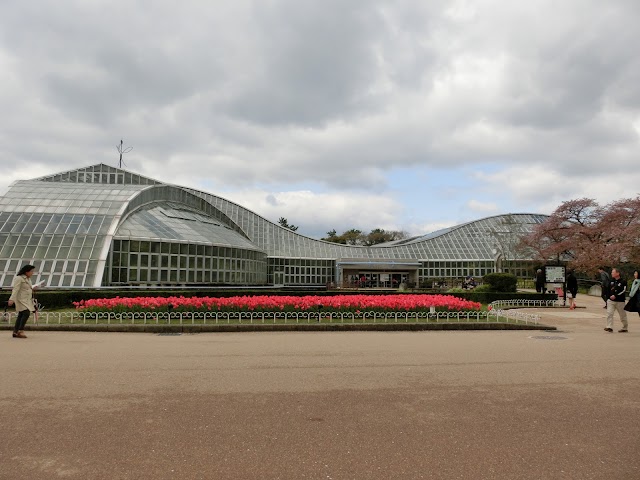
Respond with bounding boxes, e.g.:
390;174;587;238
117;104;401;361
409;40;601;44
1;0;639;239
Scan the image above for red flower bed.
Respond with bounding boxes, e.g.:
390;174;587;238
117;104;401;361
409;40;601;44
74;294;481;313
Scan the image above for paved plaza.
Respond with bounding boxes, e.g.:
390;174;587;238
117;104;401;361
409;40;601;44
1;294;639;479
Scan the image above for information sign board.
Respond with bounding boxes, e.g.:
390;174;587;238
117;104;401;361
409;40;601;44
544;266;566;283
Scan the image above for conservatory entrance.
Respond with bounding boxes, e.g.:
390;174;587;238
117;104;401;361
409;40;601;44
336;259;420;289
349;271;408;288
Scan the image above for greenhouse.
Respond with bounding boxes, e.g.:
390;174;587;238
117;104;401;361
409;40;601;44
0;164;547;288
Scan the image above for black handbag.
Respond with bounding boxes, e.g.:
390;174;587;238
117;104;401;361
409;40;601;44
624;292;639;312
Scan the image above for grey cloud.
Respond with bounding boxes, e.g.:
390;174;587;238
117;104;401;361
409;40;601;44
1;0;639;234
265;194;279;206
223;0;386;126
1;2;230;127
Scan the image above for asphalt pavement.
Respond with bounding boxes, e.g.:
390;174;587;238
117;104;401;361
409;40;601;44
1;293;638;480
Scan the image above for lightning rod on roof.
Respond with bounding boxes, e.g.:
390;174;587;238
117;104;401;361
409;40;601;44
116;139;133;168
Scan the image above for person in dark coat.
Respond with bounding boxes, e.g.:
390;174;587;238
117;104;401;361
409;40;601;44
597;267;610;308
535;269;545;294
623;270;640;317
566;269;578;310
605;268;628;333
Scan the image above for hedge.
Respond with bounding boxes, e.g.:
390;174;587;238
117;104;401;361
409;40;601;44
482;273;518;293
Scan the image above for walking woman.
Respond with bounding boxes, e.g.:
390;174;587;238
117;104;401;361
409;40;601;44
8;264;42;338
624;270;640;318
566;269;578;310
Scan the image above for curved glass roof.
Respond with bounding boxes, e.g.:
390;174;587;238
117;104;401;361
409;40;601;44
0;164;258;287
116;203;261;250
188;185;548;261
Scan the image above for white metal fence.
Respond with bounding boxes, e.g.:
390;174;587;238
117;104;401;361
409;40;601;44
3;308;541;326
489;298;559;309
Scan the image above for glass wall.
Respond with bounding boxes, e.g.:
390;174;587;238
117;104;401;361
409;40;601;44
419;260;496;280
107;239;267;285
267;258;335;285
0;179;142;287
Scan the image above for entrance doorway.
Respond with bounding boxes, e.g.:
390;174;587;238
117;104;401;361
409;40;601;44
351;272;409;288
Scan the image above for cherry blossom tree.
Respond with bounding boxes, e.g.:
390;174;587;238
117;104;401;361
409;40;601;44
520;196;640;273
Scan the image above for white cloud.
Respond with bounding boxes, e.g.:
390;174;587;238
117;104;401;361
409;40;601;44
467;199;498;213
475;165;640;214
407;221;458;237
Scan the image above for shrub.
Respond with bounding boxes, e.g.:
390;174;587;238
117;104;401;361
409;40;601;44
482;273;517;292
471;284;493;293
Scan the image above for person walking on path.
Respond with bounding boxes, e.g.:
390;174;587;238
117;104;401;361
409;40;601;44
604;268;628;333
566;269;578;310
535;269;546;294
8;264;44;338
623;270;640;318
598;267;611;308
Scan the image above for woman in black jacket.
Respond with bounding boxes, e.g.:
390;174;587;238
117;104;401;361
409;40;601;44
567;269;578;310
623;270;640;316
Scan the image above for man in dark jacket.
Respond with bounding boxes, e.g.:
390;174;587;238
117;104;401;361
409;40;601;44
598;267;610;308
605;268;628;333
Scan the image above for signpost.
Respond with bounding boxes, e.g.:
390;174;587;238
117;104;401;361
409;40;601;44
544;265;566;305
544;266;566;284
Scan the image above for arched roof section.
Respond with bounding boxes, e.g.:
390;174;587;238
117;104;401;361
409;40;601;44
185;187;547;261
401;213;548;260
32;163;162;186
115;203;261;250
118;185;246;237
0;179;148;287
94;185;252;286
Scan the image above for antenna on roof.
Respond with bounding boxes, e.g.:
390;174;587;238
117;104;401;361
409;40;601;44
116;139;133;168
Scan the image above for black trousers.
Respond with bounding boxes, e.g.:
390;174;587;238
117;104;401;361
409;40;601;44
14;309;30;333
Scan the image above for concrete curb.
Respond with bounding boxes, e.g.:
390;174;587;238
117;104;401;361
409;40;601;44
2;323;556;333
